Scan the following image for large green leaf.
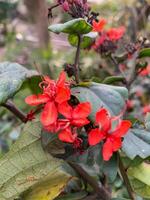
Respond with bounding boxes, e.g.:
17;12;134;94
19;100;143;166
128;163;150;198
71;82;128;121
0;120;74;200
68;32;97;48
139;48;150;58
122;129;150;160
48;18;92;35
0;62;39;105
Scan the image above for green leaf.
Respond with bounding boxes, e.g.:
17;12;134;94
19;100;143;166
122;129;150;160
68;32;97;48
102;76;125;84
71;82;128;122
139;48;150;58
48;18;92;35
0;62;39;105
0;120;74;200
128;163;150;198
55;191;88;200
145;113;150;131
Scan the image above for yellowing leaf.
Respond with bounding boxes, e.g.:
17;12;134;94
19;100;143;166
24;171;71;200
128;162;150;198
0;120;74;200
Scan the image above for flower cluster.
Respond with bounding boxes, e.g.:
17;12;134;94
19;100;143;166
57;0;90;18
25;71;131;160
92;19;125;54
25;71;91;148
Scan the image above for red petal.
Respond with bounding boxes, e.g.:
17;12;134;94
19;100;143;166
44;119;69;132
71;118;90;127
57;71;66;87
58;128;76;143
111;137;122;152
88;128;105;146
96;108;111;131
40;101;58;126
72;102;91;119
58;102;72;119
102;138;113;161
55;87;70;104
92;19;107;32
107;26;125;41
25;94;49;106
112;120;131;138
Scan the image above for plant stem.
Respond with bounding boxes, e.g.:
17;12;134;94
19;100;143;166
2;100;27;123
118;154;135;200
68;161;111;200
74;34;82;84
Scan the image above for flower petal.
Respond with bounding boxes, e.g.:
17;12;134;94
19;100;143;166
72;102;91;119
71;118;90;127
40;101;58;126
92;19;107;32
25;94;49;106
57;71;66;87
112;120;131;138
44;119;70;132
55;86;71;104
58;102;72;119
58;128;76;143
107;26;125;41
102;138;113;161
88;128;105;146
96;108;111;131
111;137;122;152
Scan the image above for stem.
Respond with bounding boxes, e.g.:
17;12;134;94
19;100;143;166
2;100;27;123
74;34;82;83
68;162;111;200
118;154;135;200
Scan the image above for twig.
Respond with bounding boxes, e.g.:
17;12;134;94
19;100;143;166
68;161;111;200
2;100;27;123
118;154;135;200
74;34;82;83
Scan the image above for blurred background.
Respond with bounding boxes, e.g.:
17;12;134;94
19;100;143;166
0;0;150;156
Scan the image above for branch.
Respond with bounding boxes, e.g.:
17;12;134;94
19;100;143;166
118;154;135;200
2;100;27;123
74;34;82;83
68;162;111;200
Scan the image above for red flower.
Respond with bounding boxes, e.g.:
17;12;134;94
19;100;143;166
142;105;150;114
126;100;134;110
106;26;125;41
88;108;131;161
58;101;91;128
92;34;106;49
92;19;107;32
45;101;91;144
139;65;150;76
58;101;91;143
25;71;70;126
